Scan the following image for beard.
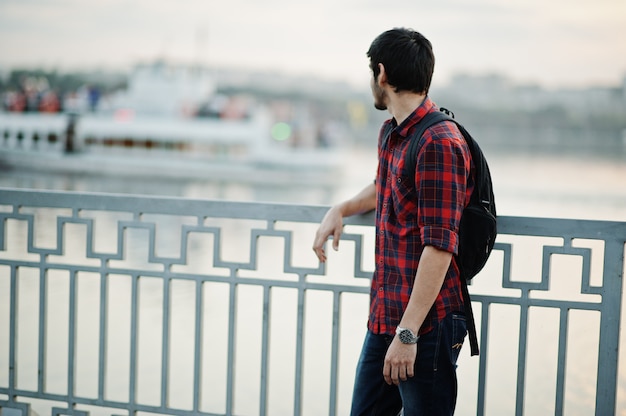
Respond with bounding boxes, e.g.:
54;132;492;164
371;81;387;111
374;100;387;111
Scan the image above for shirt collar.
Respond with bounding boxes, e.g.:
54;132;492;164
389;96;436;138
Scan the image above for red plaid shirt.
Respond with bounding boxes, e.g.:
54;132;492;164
369;97;473;336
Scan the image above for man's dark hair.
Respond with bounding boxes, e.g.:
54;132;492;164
367;28;435;94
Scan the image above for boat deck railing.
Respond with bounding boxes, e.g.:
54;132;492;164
0;188;623;416
0;112;264;157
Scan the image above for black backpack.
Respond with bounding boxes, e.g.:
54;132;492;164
386;108;497;355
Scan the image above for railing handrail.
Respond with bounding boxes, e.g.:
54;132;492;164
3;187;626;236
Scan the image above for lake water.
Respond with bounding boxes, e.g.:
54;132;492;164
1;144;626;416
2;145;626;222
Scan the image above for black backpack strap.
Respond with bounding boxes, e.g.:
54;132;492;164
380;122;395;152
403;111;452;177
404;109;480;356
462;279;479;355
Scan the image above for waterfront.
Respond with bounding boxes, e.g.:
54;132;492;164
2;145;626;222
1;145;626;415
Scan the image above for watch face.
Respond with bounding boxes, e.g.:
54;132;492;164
398;329;417;344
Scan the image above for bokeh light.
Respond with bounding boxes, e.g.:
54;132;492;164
271;122;291;141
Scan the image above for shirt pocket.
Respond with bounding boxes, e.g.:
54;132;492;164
389;163;418;226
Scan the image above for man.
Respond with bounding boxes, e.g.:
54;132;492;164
312;28;473;415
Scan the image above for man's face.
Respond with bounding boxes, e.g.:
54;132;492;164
370;72;387;111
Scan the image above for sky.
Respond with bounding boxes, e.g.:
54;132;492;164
0;0;625;90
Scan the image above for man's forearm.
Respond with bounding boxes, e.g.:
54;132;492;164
397;245;452;334
313;182;376;262
336;182;376;217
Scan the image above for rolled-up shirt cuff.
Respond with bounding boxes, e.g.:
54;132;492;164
421;226;458;254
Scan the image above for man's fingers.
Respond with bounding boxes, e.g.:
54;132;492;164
390;367;400;386
312;231;328;262
313;229;342;263
383;360;402;386
398;366;408;382
312;239;326;261
384;365;411;385
332;229;342;251
314;248;326;263
313;207;344;260
383;362;392;385
406;364;414;379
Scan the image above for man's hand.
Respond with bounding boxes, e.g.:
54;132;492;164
311;182;376;263
312;206;344;263
383;337;417;385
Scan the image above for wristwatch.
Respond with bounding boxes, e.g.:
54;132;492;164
395;326;419;344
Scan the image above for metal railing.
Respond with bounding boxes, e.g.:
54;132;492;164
0;188;623;416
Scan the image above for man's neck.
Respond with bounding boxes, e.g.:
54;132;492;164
387;92;427;125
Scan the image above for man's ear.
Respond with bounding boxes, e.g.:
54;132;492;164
377;63;388;86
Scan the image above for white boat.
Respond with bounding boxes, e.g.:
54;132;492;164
0;63;343;184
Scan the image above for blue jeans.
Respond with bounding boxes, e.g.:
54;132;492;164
350;313;467;416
